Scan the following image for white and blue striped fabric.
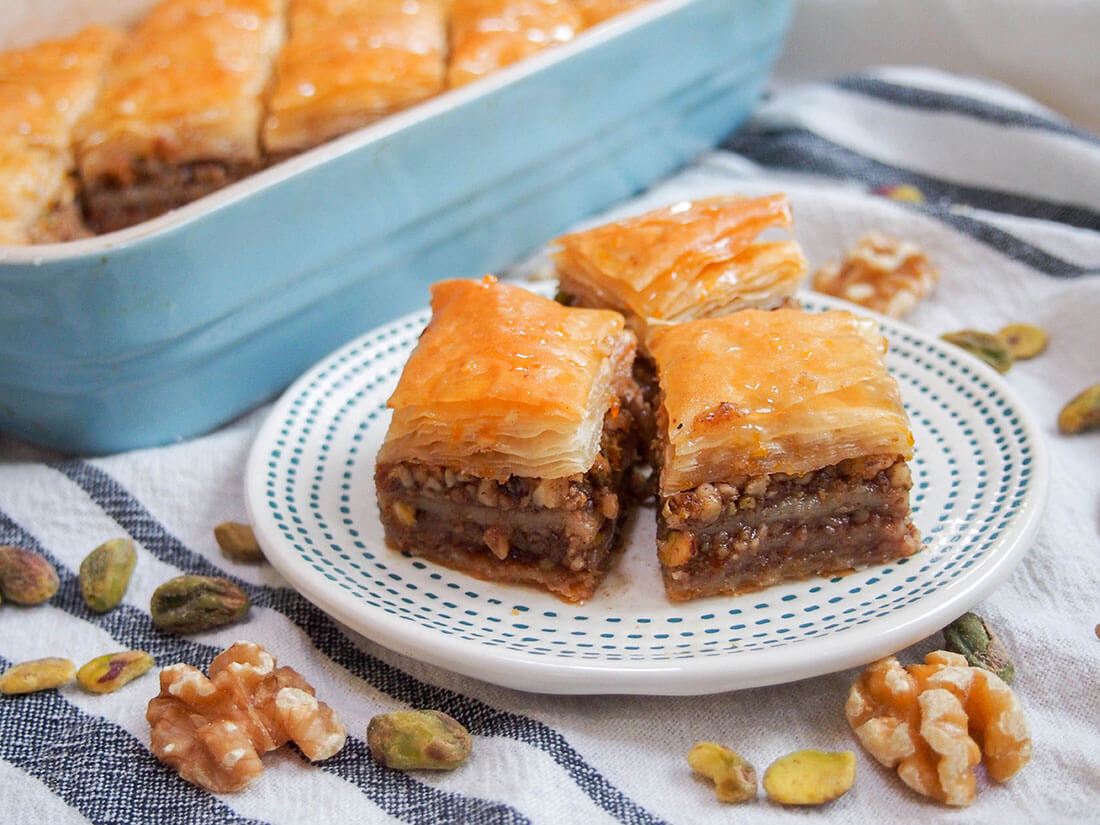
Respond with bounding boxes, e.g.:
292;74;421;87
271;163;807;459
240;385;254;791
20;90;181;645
2;67;1098;824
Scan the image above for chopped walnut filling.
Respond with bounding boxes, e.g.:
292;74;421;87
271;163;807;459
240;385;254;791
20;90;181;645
656;455;919;601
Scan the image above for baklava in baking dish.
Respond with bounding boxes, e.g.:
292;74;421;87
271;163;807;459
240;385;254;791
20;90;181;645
263;0;448;157
0;26;120;244
448;0;583;88
1;0;655;241
75;0;285;233
374;276;643;602
649;308;920;601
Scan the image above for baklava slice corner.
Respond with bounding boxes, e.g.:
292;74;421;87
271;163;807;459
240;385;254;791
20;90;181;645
650;308;920;602
374;276;642;603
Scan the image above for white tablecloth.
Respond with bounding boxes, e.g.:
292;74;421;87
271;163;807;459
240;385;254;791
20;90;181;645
774;0;1100;133
2;67;1098;824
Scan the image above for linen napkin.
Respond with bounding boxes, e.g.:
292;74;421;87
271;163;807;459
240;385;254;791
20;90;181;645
1;67;1097;824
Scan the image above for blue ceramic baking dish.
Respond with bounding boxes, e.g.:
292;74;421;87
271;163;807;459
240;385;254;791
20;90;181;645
0;0;792;454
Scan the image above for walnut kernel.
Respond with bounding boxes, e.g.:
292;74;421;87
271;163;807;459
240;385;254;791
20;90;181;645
814;233;939;318
146;642;346;792
845;651;1030;806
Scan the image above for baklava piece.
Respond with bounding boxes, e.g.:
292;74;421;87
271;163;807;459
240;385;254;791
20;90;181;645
554;194;807;339
375;277;642;603
0;26;120;244
448;0;583;88
75;0;285;233
650;308;920;602
263;0;447;158
554;194;808;458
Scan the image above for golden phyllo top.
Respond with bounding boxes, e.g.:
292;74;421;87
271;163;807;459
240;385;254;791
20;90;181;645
650;308;913;494
263;0;448;156
0;25;121;149
448;0;582;88
379;277;633;480
553;194;807;335
76;0;285;182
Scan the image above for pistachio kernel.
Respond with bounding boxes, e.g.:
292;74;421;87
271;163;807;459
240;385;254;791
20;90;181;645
1057;383;1100;435
79;538;137;613
0;545;60;605
214;522;265;563
763;749;857;806
687;741;757;803
997;324;1048;360
941;330;1014;373
0;657;76;694
367;709;472;770
77;650;155;694
943;612;1015;684
150;575;250;634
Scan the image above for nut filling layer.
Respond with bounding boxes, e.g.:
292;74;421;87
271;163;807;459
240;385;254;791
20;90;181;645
83;159;258;233
657;455;920;601
375;399;640;603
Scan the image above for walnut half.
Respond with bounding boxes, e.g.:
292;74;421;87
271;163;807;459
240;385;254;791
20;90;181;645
147;642;346;792
845;651;1030;806
814;233;939;319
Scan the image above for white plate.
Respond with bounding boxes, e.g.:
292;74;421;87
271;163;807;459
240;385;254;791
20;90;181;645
245;290;1048;695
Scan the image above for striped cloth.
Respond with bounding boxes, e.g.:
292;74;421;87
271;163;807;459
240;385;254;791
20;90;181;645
2;67;1098;824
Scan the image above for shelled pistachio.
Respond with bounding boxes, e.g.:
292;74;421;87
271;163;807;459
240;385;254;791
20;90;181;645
214;522;265;563
941;330;1014;373
79;538;137;612
150;575;250;633
0;657;75;694
943;612;1015;684
77;650;155;694
367;710;472;770
687;741;757;803
0;545;59;605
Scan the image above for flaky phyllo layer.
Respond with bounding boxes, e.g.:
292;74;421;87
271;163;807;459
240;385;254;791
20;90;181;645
553;194;807;335
447;0;583;88
0;26;120;244
650;308;914;495
263;0;448;156
76;0;285;185
378;277;634;480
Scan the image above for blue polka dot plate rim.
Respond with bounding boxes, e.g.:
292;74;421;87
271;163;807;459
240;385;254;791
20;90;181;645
244;288;1048;695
